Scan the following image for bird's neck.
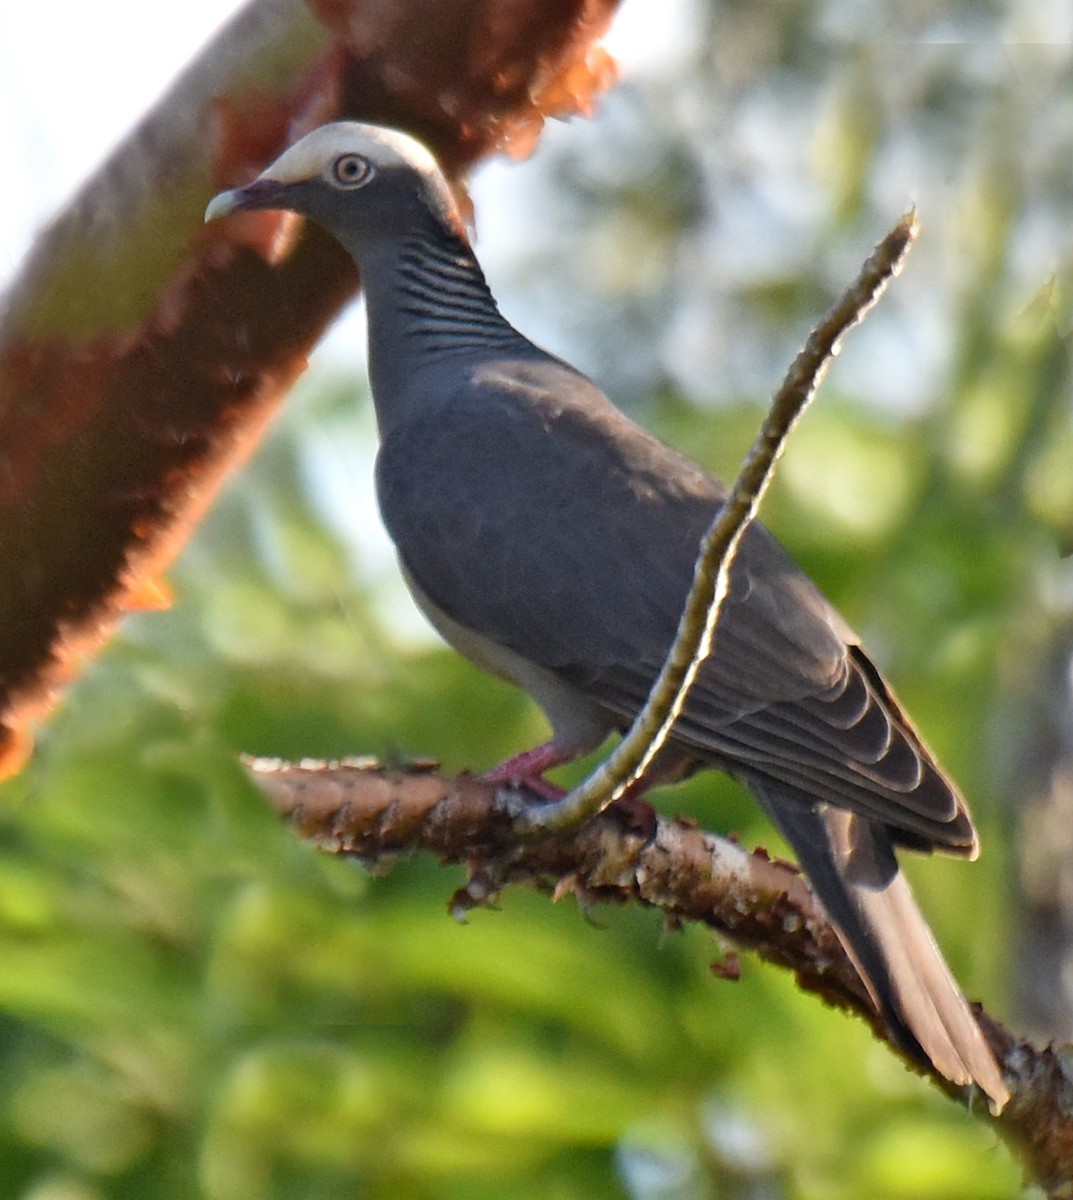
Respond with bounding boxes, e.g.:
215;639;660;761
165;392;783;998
357;227;534;415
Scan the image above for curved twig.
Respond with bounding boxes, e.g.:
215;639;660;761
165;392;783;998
514;211;919;834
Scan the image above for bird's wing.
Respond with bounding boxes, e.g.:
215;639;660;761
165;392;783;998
376;358;973;852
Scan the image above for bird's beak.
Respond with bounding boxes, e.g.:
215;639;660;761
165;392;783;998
204;178;286;223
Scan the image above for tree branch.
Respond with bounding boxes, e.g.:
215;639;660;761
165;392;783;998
249;755;1070;1195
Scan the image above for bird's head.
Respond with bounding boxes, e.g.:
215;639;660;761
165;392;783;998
204;122;465;250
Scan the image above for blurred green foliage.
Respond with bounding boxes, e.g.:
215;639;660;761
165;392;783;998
2;1;1072;1196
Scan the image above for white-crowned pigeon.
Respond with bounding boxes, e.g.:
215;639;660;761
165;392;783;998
206;123;1007;1108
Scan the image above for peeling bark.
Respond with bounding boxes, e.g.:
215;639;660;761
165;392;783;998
0;0;620;774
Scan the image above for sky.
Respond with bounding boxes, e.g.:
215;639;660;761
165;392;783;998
0;2;231;286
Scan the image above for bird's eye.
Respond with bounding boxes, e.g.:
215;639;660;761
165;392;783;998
331;154;372;188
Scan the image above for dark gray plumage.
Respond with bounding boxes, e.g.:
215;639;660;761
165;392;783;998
206;122;1007;1108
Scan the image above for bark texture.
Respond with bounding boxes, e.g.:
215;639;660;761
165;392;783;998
250;755;1072;1196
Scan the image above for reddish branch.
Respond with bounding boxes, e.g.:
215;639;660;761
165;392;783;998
0;0;619;775
250;755;1073;1195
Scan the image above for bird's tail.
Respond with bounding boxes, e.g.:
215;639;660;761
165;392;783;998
752;785;1008;1111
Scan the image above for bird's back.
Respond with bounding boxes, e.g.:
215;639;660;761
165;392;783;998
376;352;974;857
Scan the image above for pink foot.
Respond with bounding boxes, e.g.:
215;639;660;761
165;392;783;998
483;741;579;800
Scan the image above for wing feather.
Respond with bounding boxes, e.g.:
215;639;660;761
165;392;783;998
376;359;974;853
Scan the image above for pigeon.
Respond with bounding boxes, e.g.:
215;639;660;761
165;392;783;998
206;122;1007;1108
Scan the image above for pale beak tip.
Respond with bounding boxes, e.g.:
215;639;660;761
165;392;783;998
204;189;242;223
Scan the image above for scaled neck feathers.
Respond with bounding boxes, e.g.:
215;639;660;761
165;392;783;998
357;216;538;421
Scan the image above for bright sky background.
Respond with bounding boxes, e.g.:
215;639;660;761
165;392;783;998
0;2;229;284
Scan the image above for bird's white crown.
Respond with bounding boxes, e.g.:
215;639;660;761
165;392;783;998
257;122;442;186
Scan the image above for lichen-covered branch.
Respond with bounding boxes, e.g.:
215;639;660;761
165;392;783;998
248;755;1073;1196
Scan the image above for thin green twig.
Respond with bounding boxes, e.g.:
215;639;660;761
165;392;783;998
516;209;920;835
